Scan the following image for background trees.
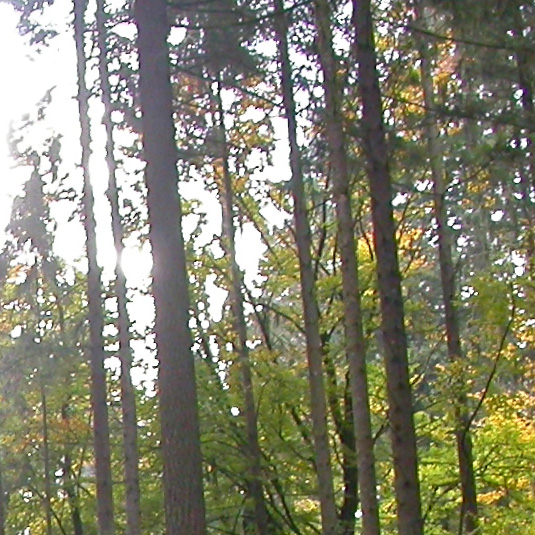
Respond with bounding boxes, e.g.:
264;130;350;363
0;1;534;535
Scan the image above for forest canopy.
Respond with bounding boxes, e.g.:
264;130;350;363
0;1;533;535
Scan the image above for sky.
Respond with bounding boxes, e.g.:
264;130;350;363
0;4;37;231
0;3;162;383
0;3;82;249
0;1;292;358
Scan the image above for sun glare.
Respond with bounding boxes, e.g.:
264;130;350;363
0;1;275;301
0;3;78;244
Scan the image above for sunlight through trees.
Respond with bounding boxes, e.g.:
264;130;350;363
0;1;533;535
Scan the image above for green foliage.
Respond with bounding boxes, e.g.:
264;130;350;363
2;0;535;533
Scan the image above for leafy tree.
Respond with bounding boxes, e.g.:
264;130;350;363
2;2;535;535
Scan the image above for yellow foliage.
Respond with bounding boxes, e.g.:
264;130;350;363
295;498;319;514
479;489;506;505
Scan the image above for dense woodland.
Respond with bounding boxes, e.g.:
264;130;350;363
0;0;533;534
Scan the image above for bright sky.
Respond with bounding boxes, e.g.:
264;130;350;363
0;4;35;230
0;3;82;246
0;1;290;353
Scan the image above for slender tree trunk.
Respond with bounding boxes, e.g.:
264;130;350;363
39;372;53;535
323;357;358;535
214;81;271;535
62;404;85;535
352;2;424;535
134;2;207;534
73;1;115;534
95;2;142;534
415;6;479;533
338;408;358;535
311;2;381;535
272;4;342;535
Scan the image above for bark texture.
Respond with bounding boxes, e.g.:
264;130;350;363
353;1;424;534
513;0;535;276
134;2;207;534
39;372;53;535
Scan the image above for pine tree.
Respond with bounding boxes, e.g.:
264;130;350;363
134;1;207;533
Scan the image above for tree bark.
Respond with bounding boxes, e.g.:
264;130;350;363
272;3;340;535
73;1;115;533
415;5;479;533
95;1;142;534
312;2;381;535
352;1;424;535
214;81;271;535
134;2;207;534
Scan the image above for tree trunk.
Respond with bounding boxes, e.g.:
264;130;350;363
95;1;142;534
311;2;381;535
214;81;271;535
62;404;85;535
415;5;479;533
323;357;358;535
272;3;339;535
73;1;115;534
39;371;53;535
352;1;424;535
134;2;207;534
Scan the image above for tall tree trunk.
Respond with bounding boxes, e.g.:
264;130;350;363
338;395;358;535
311;2;381;535
272;4;339;535
73;1;116;534
415;5;479;533
62;404;85;535
134;2;207;534
352;2;424;535
214;81;271;535
95;1;142;534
